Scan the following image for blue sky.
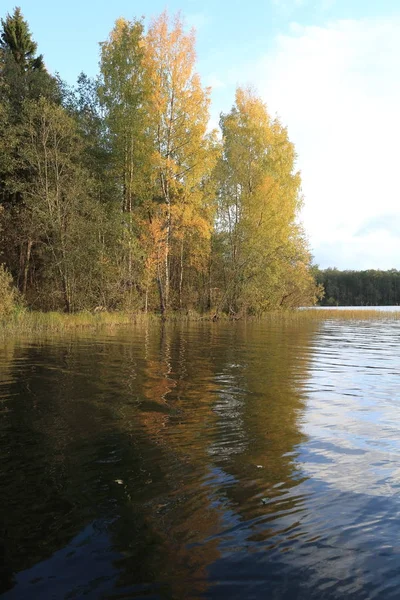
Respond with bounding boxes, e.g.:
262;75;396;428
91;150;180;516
4;0;400;269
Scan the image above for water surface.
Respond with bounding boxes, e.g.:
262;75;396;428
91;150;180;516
1;319;400;599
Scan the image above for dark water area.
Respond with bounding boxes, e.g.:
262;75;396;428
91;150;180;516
1;319;400;599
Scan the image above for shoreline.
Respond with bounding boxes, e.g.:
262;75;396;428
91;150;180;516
1;307;400;338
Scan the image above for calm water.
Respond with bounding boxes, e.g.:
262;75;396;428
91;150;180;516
1;319;400;599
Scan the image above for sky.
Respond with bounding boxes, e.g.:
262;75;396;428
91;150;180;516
3;0;400;270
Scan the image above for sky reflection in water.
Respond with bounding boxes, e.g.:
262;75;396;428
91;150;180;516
1;319;400;599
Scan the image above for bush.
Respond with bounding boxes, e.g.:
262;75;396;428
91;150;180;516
0;265;16;318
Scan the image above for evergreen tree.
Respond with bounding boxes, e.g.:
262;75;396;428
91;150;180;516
0;7;319;314
0;7;44;71
0;8;61;293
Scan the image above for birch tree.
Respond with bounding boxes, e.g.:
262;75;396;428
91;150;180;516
145;12;216;314
215;87;317;313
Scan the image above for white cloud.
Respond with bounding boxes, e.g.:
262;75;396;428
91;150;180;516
316;231;400;270
245;17;400;268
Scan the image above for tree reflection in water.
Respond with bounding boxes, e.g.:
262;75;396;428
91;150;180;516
0;321;318;599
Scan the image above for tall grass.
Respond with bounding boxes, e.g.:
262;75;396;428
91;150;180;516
0;309;146;337
295;308;400;321
1;307;399;338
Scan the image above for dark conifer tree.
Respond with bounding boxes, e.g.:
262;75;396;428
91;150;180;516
0;7;44;71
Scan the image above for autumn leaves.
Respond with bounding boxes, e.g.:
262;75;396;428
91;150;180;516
0;8;319;314
99;13;217;314
98;12;317;314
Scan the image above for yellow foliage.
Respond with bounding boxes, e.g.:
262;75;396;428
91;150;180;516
216;86;317;312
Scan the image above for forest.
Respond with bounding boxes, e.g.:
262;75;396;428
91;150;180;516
316;268;400;306
0;8;320;318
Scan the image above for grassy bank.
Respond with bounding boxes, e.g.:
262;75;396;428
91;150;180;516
0;308;220;336
0;310;142;336
1;307;400;337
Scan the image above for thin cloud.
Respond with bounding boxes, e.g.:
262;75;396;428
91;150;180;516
240;16;400;268
356;214;400;238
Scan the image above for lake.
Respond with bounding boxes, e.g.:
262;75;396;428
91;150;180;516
1;318;400;599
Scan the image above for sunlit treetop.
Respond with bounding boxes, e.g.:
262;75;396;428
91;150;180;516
1;6;44;71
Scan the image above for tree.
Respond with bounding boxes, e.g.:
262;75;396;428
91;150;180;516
214;87;318;314
315;268;400;306
0;7;44;71
99;18;154;308
0;7;58;112
0;8;61;294
0;7;319;315
15;98;113;311
99;17;151;214
0;263;17;318
65;73;117;206
145;12;217;314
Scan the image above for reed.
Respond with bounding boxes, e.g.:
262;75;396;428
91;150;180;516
294;308;400;321
0;310;138;336
1;307;399;338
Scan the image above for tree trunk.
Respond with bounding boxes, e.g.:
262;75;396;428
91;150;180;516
157;275;166;318
157;242;166;318
22;239;33;295
164;201;171;311
208;256;212;312
179;237;184;309
61;275;71;313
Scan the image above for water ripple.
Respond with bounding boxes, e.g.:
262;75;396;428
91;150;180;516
1;320;400;598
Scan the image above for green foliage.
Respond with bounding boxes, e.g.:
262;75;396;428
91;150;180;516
0;7;60;119
0;8;319;317
99;17;149;213
0;7;44;71
0;263;16;317
316;268;400;306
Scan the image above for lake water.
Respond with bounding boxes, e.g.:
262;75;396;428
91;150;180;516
310;305;400;311
1;318;400;599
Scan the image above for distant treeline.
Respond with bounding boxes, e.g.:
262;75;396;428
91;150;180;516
0;8;319;317
316;269;400;306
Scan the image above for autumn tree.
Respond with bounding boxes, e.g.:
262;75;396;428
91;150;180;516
0;7;319;315
145;12;217;314
214;87;318;314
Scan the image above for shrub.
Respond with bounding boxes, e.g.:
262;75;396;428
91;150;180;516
0;265;16;318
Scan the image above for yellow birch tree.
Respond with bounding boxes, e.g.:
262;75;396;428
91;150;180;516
144;12;217;315
214;87;318;314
